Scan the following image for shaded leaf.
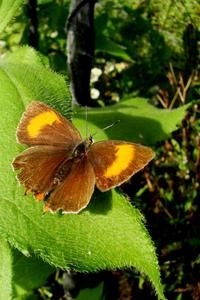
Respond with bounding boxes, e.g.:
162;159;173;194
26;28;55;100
96;33;133;62
12;249;54;299
76;282;104;300
74;97;189;145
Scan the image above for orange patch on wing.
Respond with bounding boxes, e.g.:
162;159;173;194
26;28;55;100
103;144;135;178
35;192;45;201
27;111;61;138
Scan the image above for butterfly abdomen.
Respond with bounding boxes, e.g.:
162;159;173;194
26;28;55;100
53;159;74;186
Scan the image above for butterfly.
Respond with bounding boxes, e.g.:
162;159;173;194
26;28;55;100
13;101;155;213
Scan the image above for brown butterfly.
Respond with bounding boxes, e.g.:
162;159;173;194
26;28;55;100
13;101;155;213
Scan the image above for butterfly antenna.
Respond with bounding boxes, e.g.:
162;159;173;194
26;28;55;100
102;119;120;131
92;119;120;139
85;105;88;138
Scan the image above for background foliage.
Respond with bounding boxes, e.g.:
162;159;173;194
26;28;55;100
0;0;199;299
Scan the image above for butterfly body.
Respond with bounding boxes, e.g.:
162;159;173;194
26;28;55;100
49;137;93;192
13;101;155;213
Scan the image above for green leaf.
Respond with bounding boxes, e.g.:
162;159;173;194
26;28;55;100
0;47;166;299
96;33;133;62
76;282;104;300
0;46;71;116
0;0;25;34
12;249;54;299
74;97;189;145
0;239;12;300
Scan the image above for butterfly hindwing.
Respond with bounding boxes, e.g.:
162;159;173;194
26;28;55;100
44;157;96;213
88;140;155;191
13;145;72;200
16;101;81;146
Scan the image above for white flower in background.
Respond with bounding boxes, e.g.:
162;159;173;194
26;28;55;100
91;67;102;83
91;88;100;99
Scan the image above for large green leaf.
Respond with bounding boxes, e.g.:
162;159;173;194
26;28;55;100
0;47;170;299
0;0;25;34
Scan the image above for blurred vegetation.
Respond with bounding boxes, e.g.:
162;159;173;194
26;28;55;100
1;0;200;299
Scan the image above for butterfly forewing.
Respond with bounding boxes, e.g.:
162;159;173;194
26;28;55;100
88;140;155;191
16;101;81;146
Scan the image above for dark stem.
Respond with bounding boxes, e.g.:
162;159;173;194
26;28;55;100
26;0;39;49
66;0;97;106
